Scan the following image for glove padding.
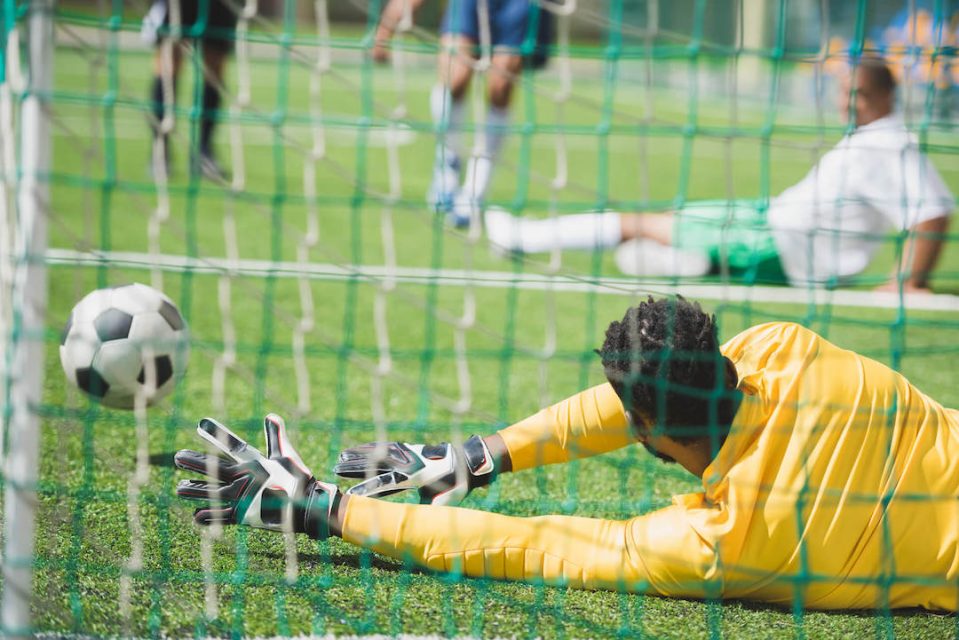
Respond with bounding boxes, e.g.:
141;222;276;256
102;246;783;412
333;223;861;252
334;436;495;506
175;413;339;539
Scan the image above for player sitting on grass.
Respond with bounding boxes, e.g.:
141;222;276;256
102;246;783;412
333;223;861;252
372;0;553;226
175;296;959;610
484;57;954;291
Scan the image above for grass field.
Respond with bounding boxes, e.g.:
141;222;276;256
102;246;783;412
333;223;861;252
22;9;959;639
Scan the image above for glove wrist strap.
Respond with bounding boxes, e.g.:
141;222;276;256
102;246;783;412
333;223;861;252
302;481;339;540
463;435;496;490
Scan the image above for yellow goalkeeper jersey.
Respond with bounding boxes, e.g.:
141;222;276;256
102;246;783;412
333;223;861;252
343;322;959;610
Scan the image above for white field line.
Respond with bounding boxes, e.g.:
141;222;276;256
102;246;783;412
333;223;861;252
46;248;959;312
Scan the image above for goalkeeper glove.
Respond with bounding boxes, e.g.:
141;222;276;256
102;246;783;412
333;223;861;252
333;435;495;506
175;413;340;539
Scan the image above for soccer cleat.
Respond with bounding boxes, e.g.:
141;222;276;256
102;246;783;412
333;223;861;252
191;151;229;182
447;191;481;229
426;150;460;213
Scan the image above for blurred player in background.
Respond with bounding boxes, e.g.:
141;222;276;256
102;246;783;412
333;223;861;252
142;0;238;181
485;57;954;292
372;0;553;226
175;296;959;610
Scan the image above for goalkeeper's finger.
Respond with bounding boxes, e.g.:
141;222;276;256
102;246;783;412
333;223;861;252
176;476;250;503
263;413;309;473
334;442;415;478
197;417;262;463
173;449;240;480
344;470;415;498
193;506;236;526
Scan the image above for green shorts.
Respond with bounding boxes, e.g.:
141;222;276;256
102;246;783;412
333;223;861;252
672;200;787;284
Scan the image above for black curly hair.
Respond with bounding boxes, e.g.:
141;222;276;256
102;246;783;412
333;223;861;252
596;296;738;446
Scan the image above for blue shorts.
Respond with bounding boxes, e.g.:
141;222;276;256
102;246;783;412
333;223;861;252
441;0;553;66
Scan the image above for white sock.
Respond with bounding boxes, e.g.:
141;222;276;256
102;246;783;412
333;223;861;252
485;208;623;253
430;84;464;163
614;238;711;277
460;105;510;203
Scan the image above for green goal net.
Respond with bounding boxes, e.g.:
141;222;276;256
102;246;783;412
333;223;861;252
3;0;959;638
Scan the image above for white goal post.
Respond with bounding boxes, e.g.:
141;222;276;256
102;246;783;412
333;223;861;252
1;0;52;637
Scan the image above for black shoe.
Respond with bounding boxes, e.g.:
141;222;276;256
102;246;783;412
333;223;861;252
191;151;229;182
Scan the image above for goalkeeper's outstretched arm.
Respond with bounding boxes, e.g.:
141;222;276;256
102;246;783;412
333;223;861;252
177;413;709;596
333;383;638;505
328;493;711;597
495;383;636;472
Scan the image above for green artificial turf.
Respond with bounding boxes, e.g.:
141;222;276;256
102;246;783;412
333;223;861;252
21;8;959;639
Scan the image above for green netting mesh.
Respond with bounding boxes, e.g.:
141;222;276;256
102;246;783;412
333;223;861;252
3;0;959;638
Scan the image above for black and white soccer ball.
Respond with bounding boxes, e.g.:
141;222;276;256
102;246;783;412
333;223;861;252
59;283;190;409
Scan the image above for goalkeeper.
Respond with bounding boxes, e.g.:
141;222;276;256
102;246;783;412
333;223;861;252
175;296;959;610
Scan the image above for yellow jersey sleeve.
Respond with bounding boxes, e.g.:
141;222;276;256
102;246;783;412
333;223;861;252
496;383;635;472
342;493;720;596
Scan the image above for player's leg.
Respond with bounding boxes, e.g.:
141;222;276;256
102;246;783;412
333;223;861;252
484;208;712;276
429;34;475;209
449;0;542;226
485;209;662;251
613;214;713;278
430;1;479;210
149;39;184;130
191;0;237;181
616;202;780;280
144;1;183;176
193;43;230;180
148;44;183;171
450;51;523;225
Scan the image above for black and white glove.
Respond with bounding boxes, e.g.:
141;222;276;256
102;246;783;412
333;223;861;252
175;413;340;539
333;435;496;506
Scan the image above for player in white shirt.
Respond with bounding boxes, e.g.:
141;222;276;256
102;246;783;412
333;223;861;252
485;58;954;291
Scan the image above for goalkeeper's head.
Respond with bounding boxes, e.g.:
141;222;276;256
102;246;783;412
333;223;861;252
596;297;739;474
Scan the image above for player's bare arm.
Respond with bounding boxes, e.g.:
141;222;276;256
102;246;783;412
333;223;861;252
877;214;951;293
372;0;426;63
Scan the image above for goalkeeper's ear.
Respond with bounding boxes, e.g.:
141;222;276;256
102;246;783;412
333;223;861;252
263;413;310;473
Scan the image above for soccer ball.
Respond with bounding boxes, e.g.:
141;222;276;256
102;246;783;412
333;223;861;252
59;283;190;409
